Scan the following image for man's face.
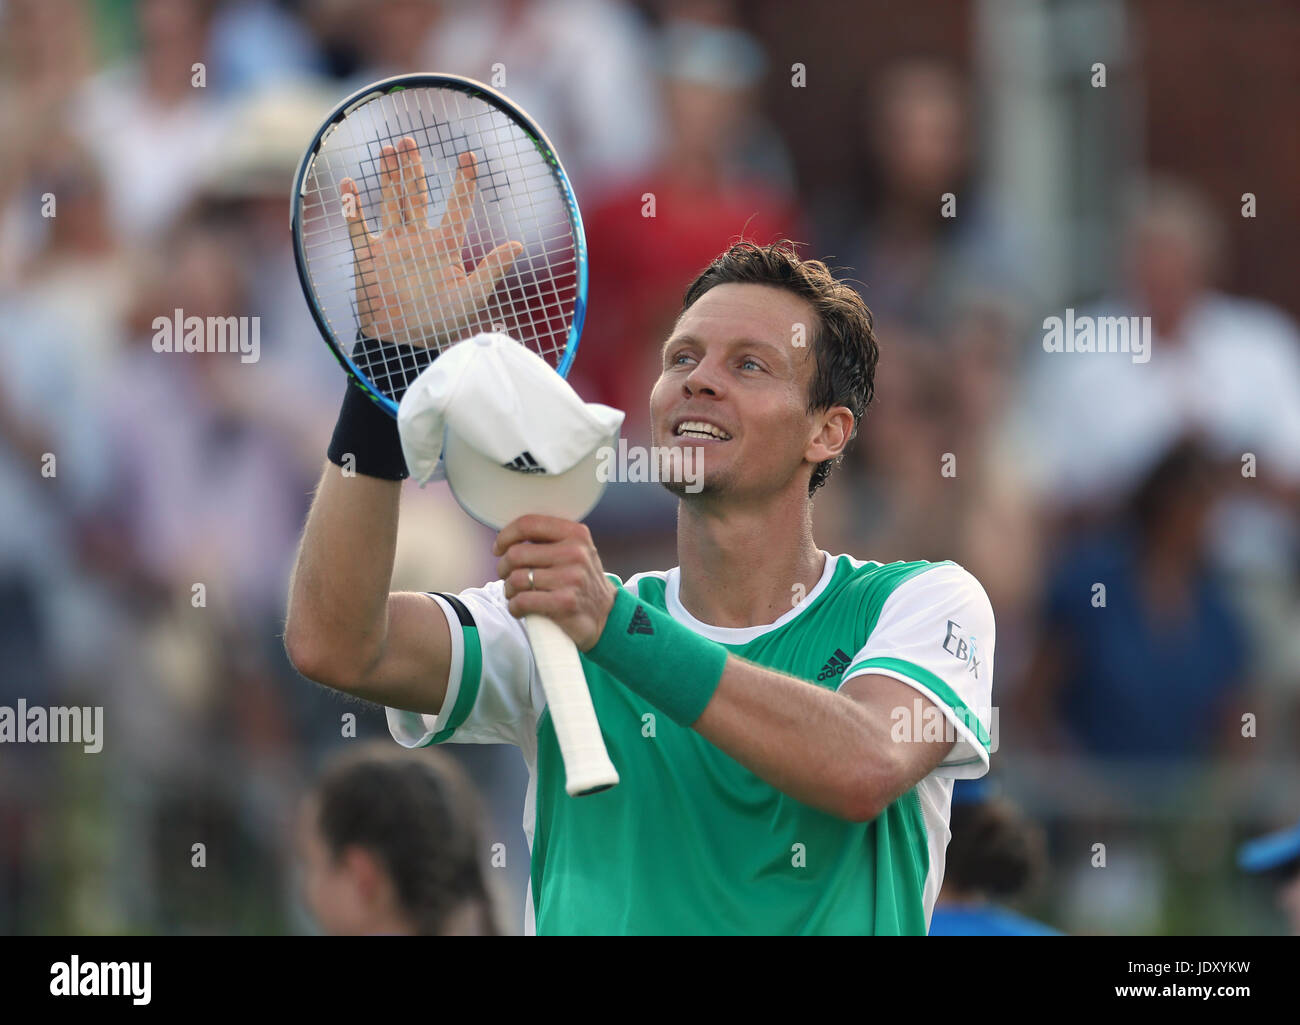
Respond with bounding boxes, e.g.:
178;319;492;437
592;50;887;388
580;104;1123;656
649;282;827;500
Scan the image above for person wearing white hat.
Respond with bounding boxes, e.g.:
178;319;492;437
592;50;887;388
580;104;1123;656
286;231;996;936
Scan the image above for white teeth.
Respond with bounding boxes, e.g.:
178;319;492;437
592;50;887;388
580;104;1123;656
676;420;731;440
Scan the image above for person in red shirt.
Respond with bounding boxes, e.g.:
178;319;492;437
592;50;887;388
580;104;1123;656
577;15;803;444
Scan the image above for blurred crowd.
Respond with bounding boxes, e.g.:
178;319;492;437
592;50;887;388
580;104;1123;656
1;0;1297;935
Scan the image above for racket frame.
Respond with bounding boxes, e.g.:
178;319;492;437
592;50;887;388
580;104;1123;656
289;72;589;414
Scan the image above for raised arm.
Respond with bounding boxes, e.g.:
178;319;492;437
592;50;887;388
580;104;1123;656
285;464;450;713
285;138;520;713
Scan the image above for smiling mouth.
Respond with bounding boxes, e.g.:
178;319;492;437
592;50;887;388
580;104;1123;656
674;420;732;441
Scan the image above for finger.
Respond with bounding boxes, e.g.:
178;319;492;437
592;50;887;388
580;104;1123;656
378;144;403;231
507;590;576;623
493;515;583;556
436;151;480;254
497;541;585;582
506;590;545;620
502;566;552;601
339;178;373;255
464;240;524;310
397;136;427;225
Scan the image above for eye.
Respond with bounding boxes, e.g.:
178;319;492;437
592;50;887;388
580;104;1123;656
740;357;763;371
671;351;696;366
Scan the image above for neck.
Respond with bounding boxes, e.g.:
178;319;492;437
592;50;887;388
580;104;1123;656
675;487;824;629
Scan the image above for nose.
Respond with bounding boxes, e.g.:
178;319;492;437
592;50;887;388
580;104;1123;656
683;353;725;398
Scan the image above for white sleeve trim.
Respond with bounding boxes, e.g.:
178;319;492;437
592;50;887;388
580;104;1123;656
840;667;991;779
837;562;995;781
385;593;463;749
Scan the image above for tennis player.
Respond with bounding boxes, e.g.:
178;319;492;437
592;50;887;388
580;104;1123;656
286;167;995;933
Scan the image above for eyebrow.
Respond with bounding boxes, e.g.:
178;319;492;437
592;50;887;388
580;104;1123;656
661;334;787;358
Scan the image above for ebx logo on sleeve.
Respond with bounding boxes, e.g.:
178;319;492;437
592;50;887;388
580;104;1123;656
942;620;981;679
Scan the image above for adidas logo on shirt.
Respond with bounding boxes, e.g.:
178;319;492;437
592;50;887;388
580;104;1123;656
504;451;545;473
627;606;654;635
817;648;852;681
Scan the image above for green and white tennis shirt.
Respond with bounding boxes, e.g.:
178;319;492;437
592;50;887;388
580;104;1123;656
387;553;995;935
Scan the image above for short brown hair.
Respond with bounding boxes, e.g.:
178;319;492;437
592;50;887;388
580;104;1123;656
945;797;1046;899
681;240;878;495
312;743;497;935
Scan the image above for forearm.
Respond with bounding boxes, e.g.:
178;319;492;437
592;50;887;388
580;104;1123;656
583;588;900;821
285;462;402;686
693;658;893;821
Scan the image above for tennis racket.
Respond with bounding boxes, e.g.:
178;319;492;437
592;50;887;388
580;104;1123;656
291;73;617;797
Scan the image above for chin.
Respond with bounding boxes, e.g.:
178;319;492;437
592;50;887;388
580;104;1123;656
660;474;723;499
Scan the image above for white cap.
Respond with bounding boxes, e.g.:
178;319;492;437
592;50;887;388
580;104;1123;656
397;333;625;529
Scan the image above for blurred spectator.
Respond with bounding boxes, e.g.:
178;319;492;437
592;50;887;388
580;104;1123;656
297;742;501;935
577;11;801;445
817;297;1043;683
1015;176;1300;562
423;0;663;192
0;180;122;698
818;58;1034;339
1012;177;1300;767
99;206;305;621
195;84;349;471
321;0;443;84
0;0;99;283
13;142;132;371
71;0;232;243
0;149;121;934
1021;439;1249;761
208;0;326;96
929;779;1060;935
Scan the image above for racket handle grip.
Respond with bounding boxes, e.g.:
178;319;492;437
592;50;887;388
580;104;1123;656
523;614;619;797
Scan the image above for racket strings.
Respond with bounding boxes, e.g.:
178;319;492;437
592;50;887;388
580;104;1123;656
299;85;579;403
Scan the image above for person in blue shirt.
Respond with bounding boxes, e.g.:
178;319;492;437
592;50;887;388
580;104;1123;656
1030;438;1248;760
929;778;1062;935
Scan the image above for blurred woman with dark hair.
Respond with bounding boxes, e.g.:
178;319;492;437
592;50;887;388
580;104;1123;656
297;742;499;936
929;779;1061;935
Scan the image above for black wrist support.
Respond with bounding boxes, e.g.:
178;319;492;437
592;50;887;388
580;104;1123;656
327;375;409;480
326;335;434;481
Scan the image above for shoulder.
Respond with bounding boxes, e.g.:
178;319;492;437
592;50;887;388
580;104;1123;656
832;556;993;626
874;562;995;645
890;562;993;611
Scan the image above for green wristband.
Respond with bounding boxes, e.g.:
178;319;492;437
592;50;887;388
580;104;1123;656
586;586;730;727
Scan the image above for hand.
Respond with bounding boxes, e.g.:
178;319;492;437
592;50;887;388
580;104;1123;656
340;141;523;347
494;515;617;651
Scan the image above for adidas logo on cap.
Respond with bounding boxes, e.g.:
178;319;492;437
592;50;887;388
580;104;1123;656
504;451;545;473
